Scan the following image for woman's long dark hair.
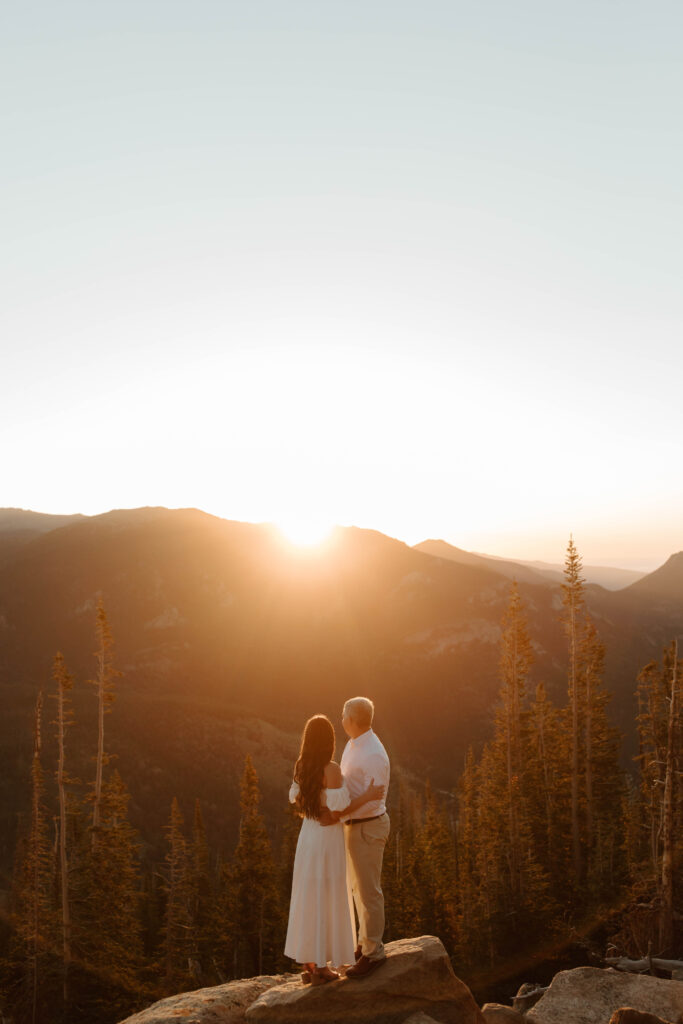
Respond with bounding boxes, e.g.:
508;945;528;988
294;715;336;819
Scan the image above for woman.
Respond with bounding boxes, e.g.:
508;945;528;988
284;714;384;984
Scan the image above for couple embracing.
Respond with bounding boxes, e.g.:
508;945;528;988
285;697;390;984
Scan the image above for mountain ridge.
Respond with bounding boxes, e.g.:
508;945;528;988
414;537;648;591
1;506;681;877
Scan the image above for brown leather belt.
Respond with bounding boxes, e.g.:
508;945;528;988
344;814;383;826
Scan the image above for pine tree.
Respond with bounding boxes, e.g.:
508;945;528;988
561;535;585;885
411;784;458;952
89;599;120;848
161;798;192;992
76;771;145;1017
454;748;485;968
187;800;216;981
382;777;421;942
51;654;74;1009
635;641;682;951
224;757;280;977
8;694;56;1024
526;681;566;881
497;582;534;900
659;640;680;952
579;615;625;898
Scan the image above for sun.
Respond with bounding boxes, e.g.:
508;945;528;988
275;516;334;548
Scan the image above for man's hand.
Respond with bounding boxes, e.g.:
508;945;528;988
318;807;340;827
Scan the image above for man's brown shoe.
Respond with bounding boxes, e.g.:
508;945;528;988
345;954;387;979
354;945;362;961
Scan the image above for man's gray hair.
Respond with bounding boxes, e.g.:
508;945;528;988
343;696;375;728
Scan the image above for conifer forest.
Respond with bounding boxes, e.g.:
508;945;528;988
1;540;681;1024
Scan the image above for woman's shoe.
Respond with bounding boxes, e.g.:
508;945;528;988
300;970;312;984
311;967;340;984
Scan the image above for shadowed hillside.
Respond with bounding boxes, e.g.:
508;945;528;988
0;507;681;875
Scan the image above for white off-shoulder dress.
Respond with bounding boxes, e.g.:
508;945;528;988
284;781;356;969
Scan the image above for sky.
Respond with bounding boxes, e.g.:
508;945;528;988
2;2;682;570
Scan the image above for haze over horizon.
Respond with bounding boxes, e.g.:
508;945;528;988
2;502;677;574
3;2;682;573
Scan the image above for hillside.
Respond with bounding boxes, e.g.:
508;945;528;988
0;507;681;877
617;551;683;609
414;539;552;585
415;538;647;590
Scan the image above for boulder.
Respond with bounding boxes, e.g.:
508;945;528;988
118;974;298;1024
482;1003;527;1024
512;985;547;1014
527;968;683;1024
402;1015;442;1024
610;1009;679;1024
245;935;485;1024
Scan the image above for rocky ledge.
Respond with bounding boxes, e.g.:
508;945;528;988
119;943;683;1024
119;936;484;1024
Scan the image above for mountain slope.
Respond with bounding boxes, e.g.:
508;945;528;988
414;539;551;585
0;508;680;879
0;507;85;534
415;538;647;591
618;551;683;605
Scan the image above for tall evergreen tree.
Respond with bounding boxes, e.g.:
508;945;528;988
659;640;680;952
454;748;485;967
223;757;279;978
8;694;56;1024
382;777;421;943
161;798;192;992
411;785;458;952
579;615;625;897
52;654;74;1009
497;582;534;900
187;800;216;981
89;599;120;848
526;681;566;882
561;535;585;885
635;641;682;951
76;771;145;1017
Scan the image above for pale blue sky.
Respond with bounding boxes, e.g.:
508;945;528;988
2;2;682;568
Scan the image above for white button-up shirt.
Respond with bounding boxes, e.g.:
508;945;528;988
339;728;390;821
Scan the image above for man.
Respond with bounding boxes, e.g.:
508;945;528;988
339;696;390;978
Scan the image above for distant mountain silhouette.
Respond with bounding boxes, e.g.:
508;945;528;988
0;507;680;876
0;508;86;568
415;538;646;591
609;552;683;634
505;557;647;590
0;507;85;533
414;539;552;586
620;551;683;602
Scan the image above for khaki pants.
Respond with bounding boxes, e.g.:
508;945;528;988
344;813;390;960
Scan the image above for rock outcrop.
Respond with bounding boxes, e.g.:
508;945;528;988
609;1009;679;1024
118;974;297;1024
245;935;484;1024
527;968;683;1024
118;936;481;1024
482;1003;527;1024
512;984;547;1014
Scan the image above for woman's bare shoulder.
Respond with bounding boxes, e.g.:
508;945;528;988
323;761;343;788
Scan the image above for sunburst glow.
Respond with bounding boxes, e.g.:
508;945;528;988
276;517;334;548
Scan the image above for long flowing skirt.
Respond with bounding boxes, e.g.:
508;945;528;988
284;817;356;968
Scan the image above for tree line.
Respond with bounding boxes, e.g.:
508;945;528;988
1;540;681;1024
